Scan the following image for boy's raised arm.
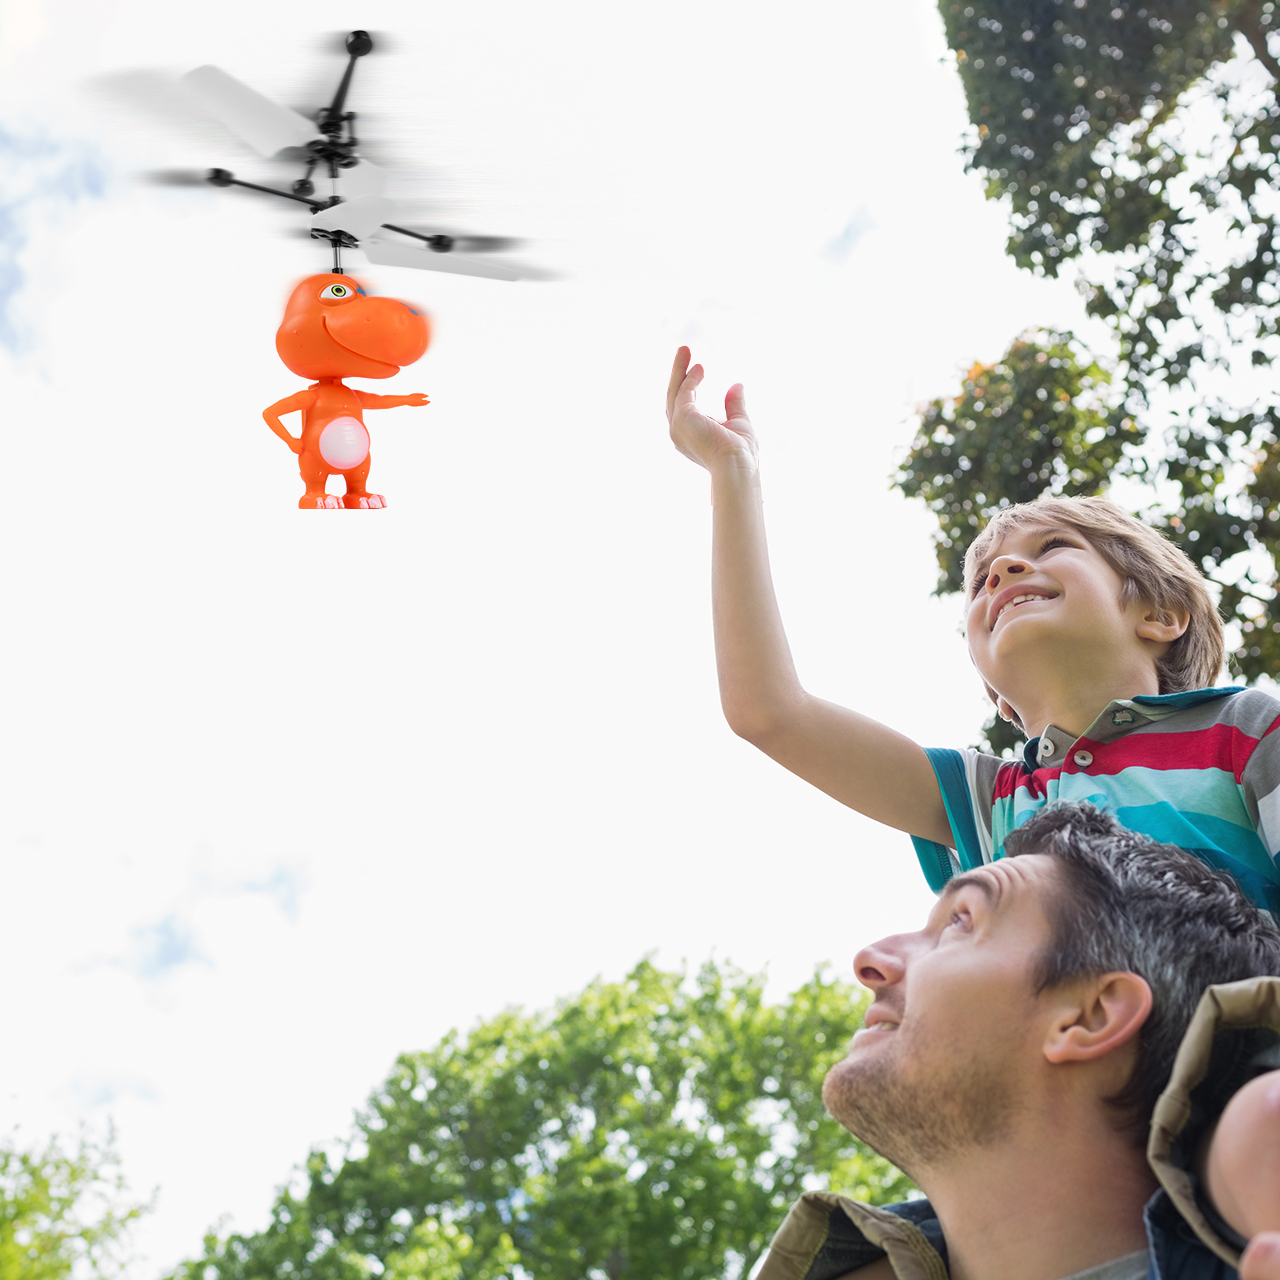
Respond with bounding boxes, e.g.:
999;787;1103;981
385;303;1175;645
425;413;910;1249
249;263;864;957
666;349;951;847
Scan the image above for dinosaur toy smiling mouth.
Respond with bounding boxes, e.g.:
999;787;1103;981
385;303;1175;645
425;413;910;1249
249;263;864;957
319;300;428;371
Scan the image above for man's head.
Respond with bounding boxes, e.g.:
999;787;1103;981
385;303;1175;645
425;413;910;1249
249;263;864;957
962;497;1223;725
823;805;1280;1178
1007;803;1280;1136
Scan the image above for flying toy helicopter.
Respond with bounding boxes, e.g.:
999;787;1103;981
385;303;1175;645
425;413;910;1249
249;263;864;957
174;30;538;508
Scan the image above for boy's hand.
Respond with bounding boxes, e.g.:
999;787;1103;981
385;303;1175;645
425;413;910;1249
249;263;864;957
667;347;758;474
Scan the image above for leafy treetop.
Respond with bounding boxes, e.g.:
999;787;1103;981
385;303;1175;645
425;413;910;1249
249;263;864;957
942;0;1280;387
0;1128;148;1280
168;959;909;1280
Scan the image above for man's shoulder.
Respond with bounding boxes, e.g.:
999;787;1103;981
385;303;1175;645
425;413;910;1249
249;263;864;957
757;1188;1238;1280
1149;976;1280;1271
1144;1190;1240;1280
755;1193;945;1280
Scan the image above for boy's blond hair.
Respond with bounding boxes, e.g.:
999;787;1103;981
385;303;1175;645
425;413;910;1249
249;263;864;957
964;496;1225;695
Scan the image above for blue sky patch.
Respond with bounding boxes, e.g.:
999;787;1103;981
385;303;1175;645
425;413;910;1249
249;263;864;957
0;125;106;351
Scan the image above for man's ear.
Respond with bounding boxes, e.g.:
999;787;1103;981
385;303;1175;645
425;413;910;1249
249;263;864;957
1043;972;1153;1065
1136;603;1191;646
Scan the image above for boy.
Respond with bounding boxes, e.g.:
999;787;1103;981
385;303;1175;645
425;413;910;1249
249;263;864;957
665;348;1280;912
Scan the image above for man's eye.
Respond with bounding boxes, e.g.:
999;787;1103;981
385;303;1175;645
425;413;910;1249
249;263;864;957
971;572;989;597
1039;537;1074;554
948;910;969;929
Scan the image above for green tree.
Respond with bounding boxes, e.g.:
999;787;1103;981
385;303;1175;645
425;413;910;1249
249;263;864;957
170;959;909;1280
892;1;1280;750
0;1128;148;1280
941;0;1278;386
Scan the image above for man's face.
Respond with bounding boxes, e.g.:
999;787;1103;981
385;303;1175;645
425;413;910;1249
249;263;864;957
964;524;1147;698
822;855;1061;1176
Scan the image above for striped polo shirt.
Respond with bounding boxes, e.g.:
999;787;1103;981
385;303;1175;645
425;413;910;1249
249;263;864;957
910;686;1280;913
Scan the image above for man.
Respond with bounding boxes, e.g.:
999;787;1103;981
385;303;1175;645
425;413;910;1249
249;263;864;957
760;804;1280;1280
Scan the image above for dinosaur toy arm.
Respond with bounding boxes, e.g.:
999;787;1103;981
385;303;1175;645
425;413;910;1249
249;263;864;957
262;390;317;453
354;391;429;409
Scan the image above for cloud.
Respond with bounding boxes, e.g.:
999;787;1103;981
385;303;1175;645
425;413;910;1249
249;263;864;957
72;859;307;989
67;1072;159;1110
0;124;105;351
234;863;309;922
820;206;874;265
121;913;210;981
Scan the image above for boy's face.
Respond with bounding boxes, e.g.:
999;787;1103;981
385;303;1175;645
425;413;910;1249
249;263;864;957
965;523;1152;700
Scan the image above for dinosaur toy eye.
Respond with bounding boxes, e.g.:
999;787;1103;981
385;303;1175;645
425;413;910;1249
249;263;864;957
319;282;353;300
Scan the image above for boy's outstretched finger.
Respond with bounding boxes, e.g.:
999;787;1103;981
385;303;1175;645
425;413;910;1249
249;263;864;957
671;366;705;429
667;347;692;422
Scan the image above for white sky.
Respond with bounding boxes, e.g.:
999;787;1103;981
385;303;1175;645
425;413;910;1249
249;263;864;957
0;0;1097;1273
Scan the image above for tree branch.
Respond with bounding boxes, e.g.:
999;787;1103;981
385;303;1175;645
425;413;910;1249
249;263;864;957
1237;3;1280;85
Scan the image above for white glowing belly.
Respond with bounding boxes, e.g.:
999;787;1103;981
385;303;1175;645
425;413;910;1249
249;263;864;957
318;416;370;470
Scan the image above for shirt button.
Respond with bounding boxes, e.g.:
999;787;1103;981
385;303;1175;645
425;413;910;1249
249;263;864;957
1073;750;1094;767
1038;736;1054;760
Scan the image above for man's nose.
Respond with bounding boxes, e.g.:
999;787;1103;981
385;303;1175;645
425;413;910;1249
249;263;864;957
853;937;907;990
986;554;1029;593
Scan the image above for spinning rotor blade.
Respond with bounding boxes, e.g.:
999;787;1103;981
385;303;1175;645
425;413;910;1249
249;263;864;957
361;237;526;281
451;234;522;253
182;65;318;157
390;227;523;253
144;168;210;187
315;29;397;55
312;196;396;239
90;70;237;149
336;160;387;199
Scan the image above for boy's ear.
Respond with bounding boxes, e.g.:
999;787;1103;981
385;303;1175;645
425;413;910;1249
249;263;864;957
1043;971;1152;1065
1136;603;1190;645
982;681;1024;730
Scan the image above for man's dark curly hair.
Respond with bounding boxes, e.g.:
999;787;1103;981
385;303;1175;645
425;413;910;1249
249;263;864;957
1004;803;1280;1144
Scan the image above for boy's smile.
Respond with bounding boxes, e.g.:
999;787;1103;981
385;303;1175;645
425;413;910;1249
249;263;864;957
966;524;1123;646
989;587;1061;630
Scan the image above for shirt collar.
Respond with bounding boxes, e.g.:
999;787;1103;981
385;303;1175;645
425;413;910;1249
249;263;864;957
1022;687;1242;770
1130;686;1243;710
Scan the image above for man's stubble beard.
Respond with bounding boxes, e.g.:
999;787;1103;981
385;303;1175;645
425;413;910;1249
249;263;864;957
821;1028;1024;1179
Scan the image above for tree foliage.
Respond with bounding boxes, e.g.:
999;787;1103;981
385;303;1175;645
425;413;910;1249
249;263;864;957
893;1;1280;749
0;1128;148;1280
169;960;908;1280
942;0;1280;385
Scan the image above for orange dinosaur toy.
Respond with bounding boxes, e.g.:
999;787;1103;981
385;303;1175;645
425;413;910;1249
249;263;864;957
263;273;431;508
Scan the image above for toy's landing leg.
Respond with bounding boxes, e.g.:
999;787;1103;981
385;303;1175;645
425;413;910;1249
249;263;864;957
299;454;341;510
341;458;386;510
